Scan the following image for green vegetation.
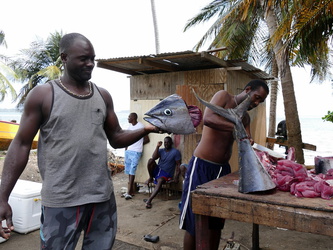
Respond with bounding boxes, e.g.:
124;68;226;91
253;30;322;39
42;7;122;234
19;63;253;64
184;0;333;163
0;30;17;102
12;31;63;107
322;111;333;123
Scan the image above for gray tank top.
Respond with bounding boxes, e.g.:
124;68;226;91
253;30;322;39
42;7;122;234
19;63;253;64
38;80;113;207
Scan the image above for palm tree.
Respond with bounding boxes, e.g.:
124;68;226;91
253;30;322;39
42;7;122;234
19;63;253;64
13;31;63;107
264;0;333;163
185;1;280;150
267;59;279;149
0;30;17;102
184;0;333;163
150;0;160;54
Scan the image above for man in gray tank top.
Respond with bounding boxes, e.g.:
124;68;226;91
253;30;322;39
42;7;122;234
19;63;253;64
0;33;159;249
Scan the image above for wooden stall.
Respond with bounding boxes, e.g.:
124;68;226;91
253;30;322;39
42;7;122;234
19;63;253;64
97;51;273;187
192;172;333;249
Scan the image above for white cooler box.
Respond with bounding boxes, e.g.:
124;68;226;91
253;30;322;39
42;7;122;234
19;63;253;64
1;179;42;234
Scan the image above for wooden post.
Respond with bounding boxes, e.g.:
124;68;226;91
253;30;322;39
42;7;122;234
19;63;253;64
195;214;211;249
252;223;259;250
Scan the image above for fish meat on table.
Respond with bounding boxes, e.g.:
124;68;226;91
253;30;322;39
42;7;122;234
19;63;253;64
255;148;333;199
144;94;202;135
192;89;276;193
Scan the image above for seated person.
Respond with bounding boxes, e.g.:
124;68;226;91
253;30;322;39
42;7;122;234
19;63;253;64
144;136;181;208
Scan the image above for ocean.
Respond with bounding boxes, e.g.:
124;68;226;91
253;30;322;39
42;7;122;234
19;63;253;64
273;117;333;165
1;109;332;165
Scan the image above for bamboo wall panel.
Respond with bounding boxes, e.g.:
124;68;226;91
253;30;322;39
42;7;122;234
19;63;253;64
184;68;227;85
130;72;184;100
225;70;253;94
249;103;267;146
183;70;199;85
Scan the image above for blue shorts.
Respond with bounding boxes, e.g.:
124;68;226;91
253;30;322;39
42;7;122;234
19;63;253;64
40;193;117;249
179;156;231;236
125;150;142;175
153;166;173;184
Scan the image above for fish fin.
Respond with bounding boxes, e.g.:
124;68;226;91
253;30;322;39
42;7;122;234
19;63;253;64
191;88;237;123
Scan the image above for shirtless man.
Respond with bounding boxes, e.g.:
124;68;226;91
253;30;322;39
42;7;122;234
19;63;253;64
179;79;269;250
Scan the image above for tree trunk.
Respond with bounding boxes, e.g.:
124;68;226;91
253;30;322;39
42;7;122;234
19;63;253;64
267;57;279;150
279;53;304;163
150;0;160;54
264;2;305;163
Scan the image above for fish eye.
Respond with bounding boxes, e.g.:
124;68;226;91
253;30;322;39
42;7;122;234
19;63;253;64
164;109;172;116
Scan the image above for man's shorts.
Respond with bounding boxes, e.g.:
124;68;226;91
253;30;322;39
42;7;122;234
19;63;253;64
125;150;142;175
40;193;117;250
179;156;231;236
153;166;173;184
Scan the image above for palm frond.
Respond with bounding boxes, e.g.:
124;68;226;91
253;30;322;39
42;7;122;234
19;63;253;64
37;65;62;79
185;0;333;83
12;30;63;106
0;30;7;48
184;0;233;32
0;72;17;101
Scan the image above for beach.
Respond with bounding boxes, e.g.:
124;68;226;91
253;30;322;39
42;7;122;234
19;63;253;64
1;152;333;249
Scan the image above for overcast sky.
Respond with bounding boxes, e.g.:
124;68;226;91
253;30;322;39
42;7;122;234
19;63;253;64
0;0;332;118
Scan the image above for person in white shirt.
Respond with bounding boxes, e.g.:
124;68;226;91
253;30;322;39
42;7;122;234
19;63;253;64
123;113;150;199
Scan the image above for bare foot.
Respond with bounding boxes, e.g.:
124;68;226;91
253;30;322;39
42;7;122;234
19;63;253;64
144;177;153;185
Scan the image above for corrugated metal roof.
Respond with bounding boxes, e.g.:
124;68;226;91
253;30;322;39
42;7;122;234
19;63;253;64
96;50;273;80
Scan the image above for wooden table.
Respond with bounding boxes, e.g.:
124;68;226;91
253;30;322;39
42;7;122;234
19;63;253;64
192;172;333;249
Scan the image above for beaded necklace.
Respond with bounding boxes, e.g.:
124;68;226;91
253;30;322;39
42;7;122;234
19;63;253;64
58;78;92;98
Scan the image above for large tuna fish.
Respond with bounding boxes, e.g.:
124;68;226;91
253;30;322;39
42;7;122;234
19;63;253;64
192;89;276;193
144;94;202;135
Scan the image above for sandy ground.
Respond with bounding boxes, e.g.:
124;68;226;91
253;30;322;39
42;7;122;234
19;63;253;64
1;151;333;249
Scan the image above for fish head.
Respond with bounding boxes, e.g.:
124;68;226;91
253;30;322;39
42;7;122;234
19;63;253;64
144;94;202;134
